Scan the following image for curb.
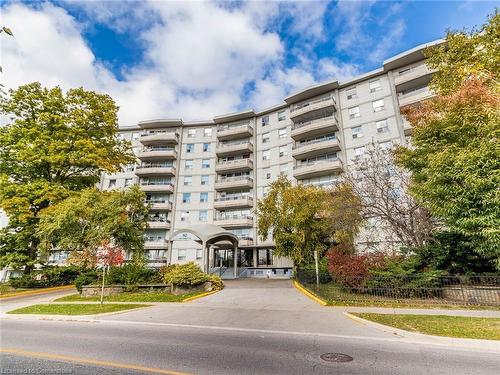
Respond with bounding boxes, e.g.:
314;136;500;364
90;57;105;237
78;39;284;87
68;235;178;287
293;281;327;306
343;312;500;351
182;290;219;302
0;285;75;300
4;304;153;319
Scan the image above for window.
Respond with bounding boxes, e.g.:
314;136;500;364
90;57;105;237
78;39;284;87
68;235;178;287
177;249;186;261
379;140;393;150
184;176;192;186
201;175;209;185
352;126;363;139
262;132;270;144
376;119;389;133
278;127;287;139
354;146;366;157
261;115;269;126
372;99;385;112
187;129;196;138
186;143;194;153
185;160;193;169
180;211;190;222
348;106;360;119
204;128;212;137
264;168;271;180
202;159;211;169
199;210;208;221
108;179;116;188
278;110;286;121
203;143;210;152
346;87;357;100
196;249;203;260
124;178;133;187
369;79;381;92
279;163;288;175
200;192;208;203
182;193;191;203
279;145;287;157
262;150;270;161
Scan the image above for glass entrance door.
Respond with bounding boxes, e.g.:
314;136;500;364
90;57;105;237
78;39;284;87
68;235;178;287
214;249;234;268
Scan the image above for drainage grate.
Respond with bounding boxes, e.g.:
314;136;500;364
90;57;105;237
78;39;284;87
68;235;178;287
320;353;353;363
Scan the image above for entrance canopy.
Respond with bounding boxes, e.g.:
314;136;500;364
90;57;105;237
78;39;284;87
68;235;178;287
170;224;238;247
170;224;239;275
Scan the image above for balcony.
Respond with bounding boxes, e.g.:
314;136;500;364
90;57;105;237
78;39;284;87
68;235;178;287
213;196;253;209
402;118;413;136
138;147;177;161
293;158;343;179
217;122;253;141
290;96;336;120
215;158;253;174
145;258;169;268
135;165;176;177
394;63;435;87
214;176;253;191
238;237;254;247
144;240;169;250
214;215;253;228
147;201;173;211
292;137;341;159
147;219;171;230
215;141;253;157
291;116;338;140
398;86;434;107
140;182;174;193
139;131;179;145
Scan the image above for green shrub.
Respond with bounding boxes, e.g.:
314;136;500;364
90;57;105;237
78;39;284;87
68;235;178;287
208;274;224;291
105;264;159;285
9;266;82;289
163;262;211;287
74;269;100;293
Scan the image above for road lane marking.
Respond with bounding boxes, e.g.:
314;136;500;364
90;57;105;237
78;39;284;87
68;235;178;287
1;348;193;375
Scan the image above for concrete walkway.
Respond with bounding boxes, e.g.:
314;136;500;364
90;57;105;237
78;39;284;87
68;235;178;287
338;306;500;318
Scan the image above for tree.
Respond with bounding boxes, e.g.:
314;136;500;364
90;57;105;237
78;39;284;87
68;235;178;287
0;82;135;271
255;175;363;267
0;26;13;73
395;12;500;264
36;186;149;267
345;143;435;253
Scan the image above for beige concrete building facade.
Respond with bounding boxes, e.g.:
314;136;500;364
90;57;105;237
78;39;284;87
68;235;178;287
47;40;441;278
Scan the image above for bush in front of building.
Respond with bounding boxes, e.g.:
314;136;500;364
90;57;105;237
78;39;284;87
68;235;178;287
105;263;159;286
163;262;223;290
9;266;83;289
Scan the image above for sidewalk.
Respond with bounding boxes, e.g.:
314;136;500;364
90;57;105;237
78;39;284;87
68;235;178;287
332;306;500;318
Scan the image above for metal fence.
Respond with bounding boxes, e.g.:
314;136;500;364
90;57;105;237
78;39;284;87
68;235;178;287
296;270;500;306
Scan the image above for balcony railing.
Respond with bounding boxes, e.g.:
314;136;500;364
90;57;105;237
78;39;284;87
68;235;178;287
292;116;337;131
294;157;340;169
215;195;253;202
140;181;173;187
216;176;253;184
290;96;336;112
215;214;253;221
217;121;252;132
293;135;336;150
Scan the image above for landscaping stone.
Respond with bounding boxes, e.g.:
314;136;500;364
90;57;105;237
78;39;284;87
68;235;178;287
443;286;500;305
81;286;124;297
171;282;212;295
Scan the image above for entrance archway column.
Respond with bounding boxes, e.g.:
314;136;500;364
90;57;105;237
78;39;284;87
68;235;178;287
233;244;238;278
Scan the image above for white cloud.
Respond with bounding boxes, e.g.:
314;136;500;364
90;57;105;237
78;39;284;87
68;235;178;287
317;59;361;82
1;1;287;125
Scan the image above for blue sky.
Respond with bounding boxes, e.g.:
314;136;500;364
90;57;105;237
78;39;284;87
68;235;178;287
1;1;497;125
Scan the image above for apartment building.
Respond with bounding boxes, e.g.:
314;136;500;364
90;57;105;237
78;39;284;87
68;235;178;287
48;40;441;278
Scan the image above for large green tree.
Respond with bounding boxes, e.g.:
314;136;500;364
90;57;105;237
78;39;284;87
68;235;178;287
255;175;363;267
395;12;500;264
37;186;149;268
0;82;135;271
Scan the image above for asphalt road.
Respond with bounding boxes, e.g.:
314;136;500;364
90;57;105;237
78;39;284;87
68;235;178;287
2;318;499;375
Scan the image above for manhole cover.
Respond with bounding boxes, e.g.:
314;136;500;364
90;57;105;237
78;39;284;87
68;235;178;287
320;353;353;363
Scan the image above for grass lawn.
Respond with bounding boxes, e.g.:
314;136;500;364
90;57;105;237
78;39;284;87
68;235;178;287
353;313;500;340
7;303;149;315
303;283;500;310
55;291;201;303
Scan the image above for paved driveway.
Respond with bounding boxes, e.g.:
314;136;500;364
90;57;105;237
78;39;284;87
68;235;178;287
98;278;393;338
